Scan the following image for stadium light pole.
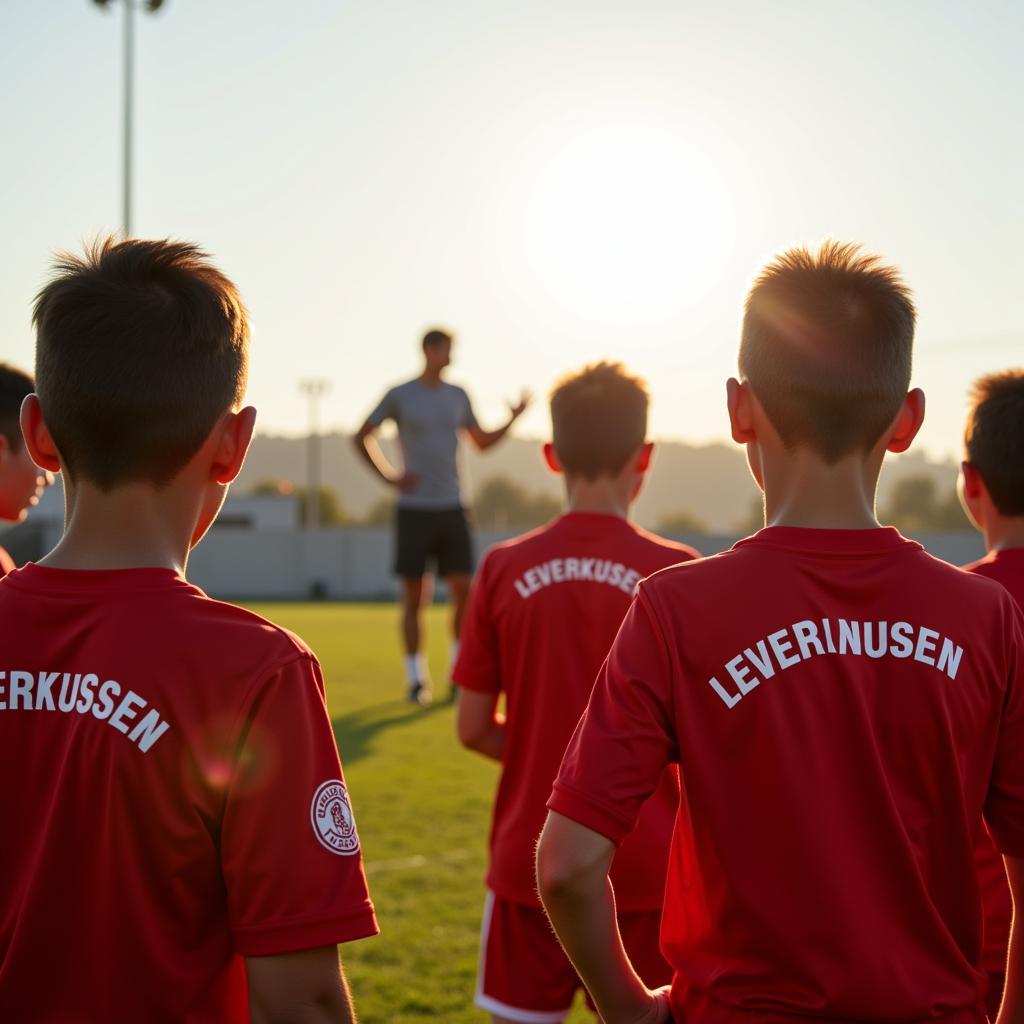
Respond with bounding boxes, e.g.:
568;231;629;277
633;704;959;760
92;0;166;236
299;379;331;530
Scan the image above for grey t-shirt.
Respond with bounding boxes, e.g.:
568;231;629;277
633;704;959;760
367;378;479;508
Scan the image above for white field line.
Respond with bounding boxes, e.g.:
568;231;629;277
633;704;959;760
364;847;471;875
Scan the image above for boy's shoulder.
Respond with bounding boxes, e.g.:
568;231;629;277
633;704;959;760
478;518;697;591
964;550;1024;608
179;587;313;667
479;521;557;573
894;546;1019;607
638;532;1014;611
965;552;995;576
625;522;700;564
638;544;740;595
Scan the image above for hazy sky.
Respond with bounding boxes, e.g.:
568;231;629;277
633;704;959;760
2;1;1021;459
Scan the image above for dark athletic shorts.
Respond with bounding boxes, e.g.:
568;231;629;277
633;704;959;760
395;505;474;578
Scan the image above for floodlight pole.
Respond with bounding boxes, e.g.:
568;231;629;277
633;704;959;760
93;0;165;237
121;0;134;236
299;379;331;530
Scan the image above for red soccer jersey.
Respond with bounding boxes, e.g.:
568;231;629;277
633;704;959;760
0;565;377;1023
454;511;697;909
550;527;1024;1024
966;547;1024;979
0;544;14;576
966;545;1024;621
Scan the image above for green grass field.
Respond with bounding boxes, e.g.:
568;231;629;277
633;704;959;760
247;602;594;1024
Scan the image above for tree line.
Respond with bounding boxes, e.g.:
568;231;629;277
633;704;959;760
249;473;971;534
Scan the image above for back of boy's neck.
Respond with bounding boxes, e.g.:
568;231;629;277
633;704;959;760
564;480;629;519
41;486;188;572
987;517;1024;552
765;504;880;530
761;456;882;531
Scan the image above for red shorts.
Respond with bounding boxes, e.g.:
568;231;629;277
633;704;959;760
475;891;670;1022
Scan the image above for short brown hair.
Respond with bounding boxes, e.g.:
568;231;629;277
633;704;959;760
0;363;34;452
422;329;452;350
33;237;249;490
965;370;1024;516
740;241;916;464
550;362;648;478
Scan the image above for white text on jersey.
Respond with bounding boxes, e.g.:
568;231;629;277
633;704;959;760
708;618;965;708
0;669;170;752
513;558;643;599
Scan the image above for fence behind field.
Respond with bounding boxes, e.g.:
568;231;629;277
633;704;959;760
0;518;986;600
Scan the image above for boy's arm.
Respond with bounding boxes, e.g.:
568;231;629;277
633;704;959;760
451;553;503;740
537;812;670;1024
997;854;1024;1024
246;946;357;1024
540;590;679;1023
222;654;377;1021
456;688;505;761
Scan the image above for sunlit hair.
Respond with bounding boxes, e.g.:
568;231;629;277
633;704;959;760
0;363;34;453
550;361;648;479
33;236;249;490
422;328;452;350
739;240;916;464
965;369;1024;516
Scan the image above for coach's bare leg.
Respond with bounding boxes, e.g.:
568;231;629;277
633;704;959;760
447;572;472;642
401;575;432;655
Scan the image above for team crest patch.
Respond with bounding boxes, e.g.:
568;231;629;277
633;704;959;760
310;780;360;856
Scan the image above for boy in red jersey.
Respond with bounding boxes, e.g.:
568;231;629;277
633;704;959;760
0;363;52;573
537;243;1024;1024
0;239;377;1024
454;362;697;1023
961;369;1024;1017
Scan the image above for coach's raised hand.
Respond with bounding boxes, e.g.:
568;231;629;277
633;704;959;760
508;389;531;420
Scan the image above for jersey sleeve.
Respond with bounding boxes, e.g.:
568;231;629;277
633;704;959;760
452;554;500;693
548;588;679;843
461;388;480;430
366;387;398;428
984;598;1024;858
221;653;378;955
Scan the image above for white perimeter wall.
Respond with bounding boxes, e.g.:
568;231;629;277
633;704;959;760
183;527;987;600
17;522;988;600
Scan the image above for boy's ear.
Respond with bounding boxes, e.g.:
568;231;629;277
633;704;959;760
726;378;757;444
885;388;926;454
211;406;258;485
19;394;62;473
958;460;986;531
634;441;654;474
542;442;563;475
960;460;985;501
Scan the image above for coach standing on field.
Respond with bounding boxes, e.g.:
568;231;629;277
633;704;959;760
355;329;529;705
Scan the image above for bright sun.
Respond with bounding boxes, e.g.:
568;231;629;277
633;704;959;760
518;119;733;328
